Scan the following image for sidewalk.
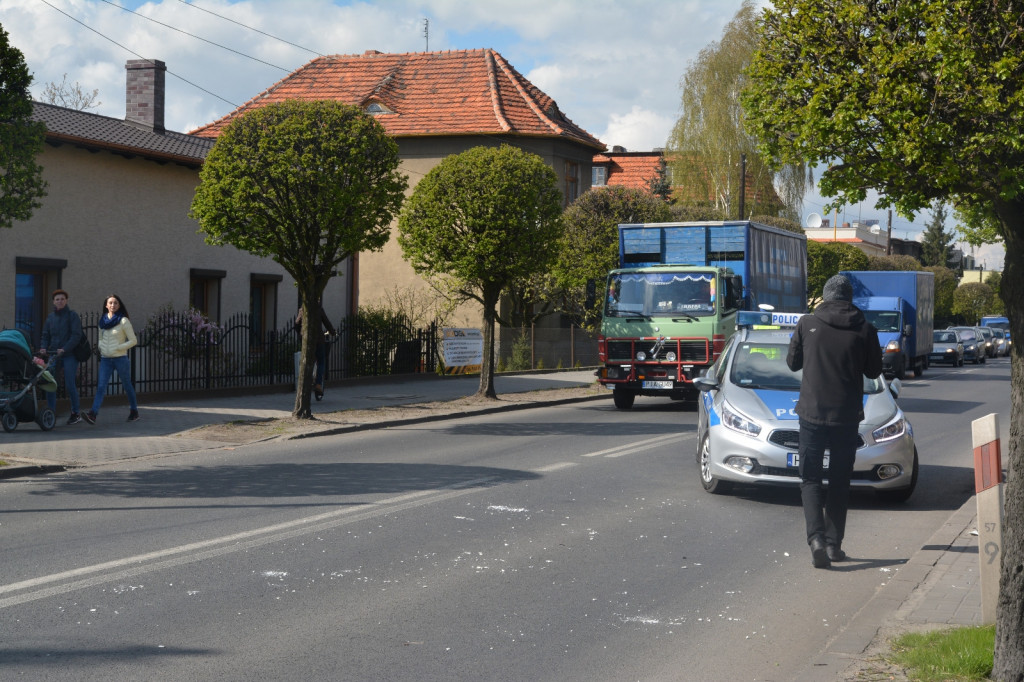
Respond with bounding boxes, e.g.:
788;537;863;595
0;369;986;680
0;370;603;472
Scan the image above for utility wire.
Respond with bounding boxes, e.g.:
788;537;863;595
97;0;292;73
38;0;239;108
177;0;324;57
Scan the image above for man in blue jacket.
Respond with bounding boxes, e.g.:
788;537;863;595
787;275;883;568
39;289;85;425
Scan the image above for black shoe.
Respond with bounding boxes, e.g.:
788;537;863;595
810;536;831;569
314;385;324;401
127;410;140;422
826;545;847;562
66;412;82;426
83;411;97;425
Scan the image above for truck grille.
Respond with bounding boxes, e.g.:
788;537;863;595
605;338;710;363
768;429;866;450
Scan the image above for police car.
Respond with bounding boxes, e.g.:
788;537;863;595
693;311;918;503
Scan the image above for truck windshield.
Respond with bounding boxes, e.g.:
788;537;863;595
863;310;901;333
605;272;716;318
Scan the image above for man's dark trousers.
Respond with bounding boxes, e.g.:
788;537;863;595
798;419;859;547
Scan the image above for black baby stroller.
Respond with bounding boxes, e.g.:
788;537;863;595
0;328;58;432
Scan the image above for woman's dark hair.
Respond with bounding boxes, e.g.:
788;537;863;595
103;294;129;319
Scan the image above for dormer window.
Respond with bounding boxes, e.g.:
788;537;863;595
365;102;392;115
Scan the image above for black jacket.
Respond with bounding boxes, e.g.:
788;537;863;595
786;300;883;425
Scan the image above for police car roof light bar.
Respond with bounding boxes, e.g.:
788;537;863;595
736;311;804;329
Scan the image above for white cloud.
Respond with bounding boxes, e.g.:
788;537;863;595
598;106;675;152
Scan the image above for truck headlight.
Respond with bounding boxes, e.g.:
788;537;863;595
885;340;900;353
722;402;761;438
666;351;677;362
872;415;906;442
636;350;647;361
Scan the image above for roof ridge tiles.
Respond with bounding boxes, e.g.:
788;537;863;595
484;50;512;133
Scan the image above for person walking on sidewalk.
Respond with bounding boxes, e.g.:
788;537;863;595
294;305;336;401
39;288;85;425
83;294;139;424
787;274;882;569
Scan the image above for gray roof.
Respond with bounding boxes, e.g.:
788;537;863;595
32;101;212;167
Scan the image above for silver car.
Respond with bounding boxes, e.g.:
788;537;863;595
930;329;965;366
694;314;918;503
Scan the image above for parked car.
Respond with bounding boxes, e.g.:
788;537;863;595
948;327;986;364
977;326;997;358
693;312;918;503
988;327;1009;357
930;329;965;366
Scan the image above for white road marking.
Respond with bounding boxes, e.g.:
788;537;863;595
581;432;687;458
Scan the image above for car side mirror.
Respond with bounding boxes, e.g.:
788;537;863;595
888;377;902;399
694;375;719;393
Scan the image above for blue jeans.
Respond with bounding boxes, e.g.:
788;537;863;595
798;419;859;548
91;355;138;413
46;354;80;414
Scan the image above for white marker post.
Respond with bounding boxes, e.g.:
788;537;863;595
972;413;1004;624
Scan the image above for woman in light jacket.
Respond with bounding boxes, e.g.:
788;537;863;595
84;294;139;424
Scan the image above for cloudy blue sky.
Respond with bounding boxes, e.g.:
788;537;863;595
4;0;1004;268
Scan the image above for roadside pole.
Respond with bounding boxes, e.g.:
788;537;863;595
972;413;1004;624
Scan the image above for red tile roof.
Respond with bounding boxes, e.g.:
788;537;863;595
191;49;604;149
593;151;663;191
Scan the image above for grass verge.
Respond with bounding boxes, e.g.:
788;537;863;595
890;625;994;681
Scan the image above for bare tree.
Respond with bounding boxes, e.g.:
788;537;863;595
40;74;101;111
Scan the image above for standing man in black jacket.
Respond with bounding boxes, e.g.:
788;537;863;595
787;275;883;569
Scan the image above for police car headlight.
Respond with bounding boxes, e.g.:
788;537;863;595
665;351;677;362
636;351;647;361
872;415;906;443
722;402;761;438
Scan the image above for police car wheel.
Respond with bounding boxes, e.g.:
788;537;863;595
698;433;731;494
876;448;918;504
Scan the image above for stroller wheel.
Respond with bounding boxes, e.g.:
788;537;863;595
2;411;17;433
36;407;56;432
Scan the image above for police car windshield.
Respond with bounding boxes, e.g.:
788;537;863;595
730;341;884;394
605;272;716;317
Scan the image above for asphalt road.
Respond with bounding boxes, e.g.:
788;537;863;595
0;358;1010;681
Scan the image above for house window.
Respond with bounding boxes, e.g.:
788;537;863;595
15;257;66;347
592;166;607;187
250;274;282;346
190;268;225;322
564;161;580;206
365;102;392;114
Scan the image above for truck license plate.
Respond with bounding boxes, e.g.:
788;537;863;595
787;453;830;468
642;380;673;389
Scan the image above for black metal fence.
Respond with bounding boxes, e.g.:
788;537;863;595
13;310;599;402
34;311;439;401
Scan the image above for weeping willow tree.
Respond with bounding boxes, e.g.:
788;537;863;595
667;0;810;220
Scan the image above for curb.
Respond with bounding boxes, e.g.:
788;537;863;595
797;495;979;681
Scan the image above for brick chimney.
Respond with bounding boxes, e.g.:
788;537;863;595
125;59;166;133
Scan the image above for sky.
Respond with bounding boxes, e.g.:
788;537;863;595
3;0;1004;270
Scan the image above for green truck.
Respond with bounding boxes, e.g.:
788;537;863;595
598;220;808;409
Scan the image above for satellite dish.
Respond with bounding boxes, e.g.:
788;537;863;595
805;212;823;228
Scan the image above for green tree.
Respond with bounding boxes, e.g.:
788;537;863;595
397;145;562;399
0;24;47;229
667;0;810;220
954;282;994;325
190;100;407;418
743;2;1024;671
645;155;672;202
40;73;101;111
866;254;922;272
924;265;957;324
920;201;957;267
553;186;672;329
985;271;1006;316
807;241;868;303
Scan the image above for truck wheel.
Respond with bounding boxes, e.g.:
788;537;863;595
612;389;636;410
894;358;906;381
915;358;924;378
698;433;731;494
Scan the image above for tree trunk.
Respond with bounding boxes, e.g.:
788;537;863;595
292;293;319;419
993;200;1024;681
475;287;499;400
